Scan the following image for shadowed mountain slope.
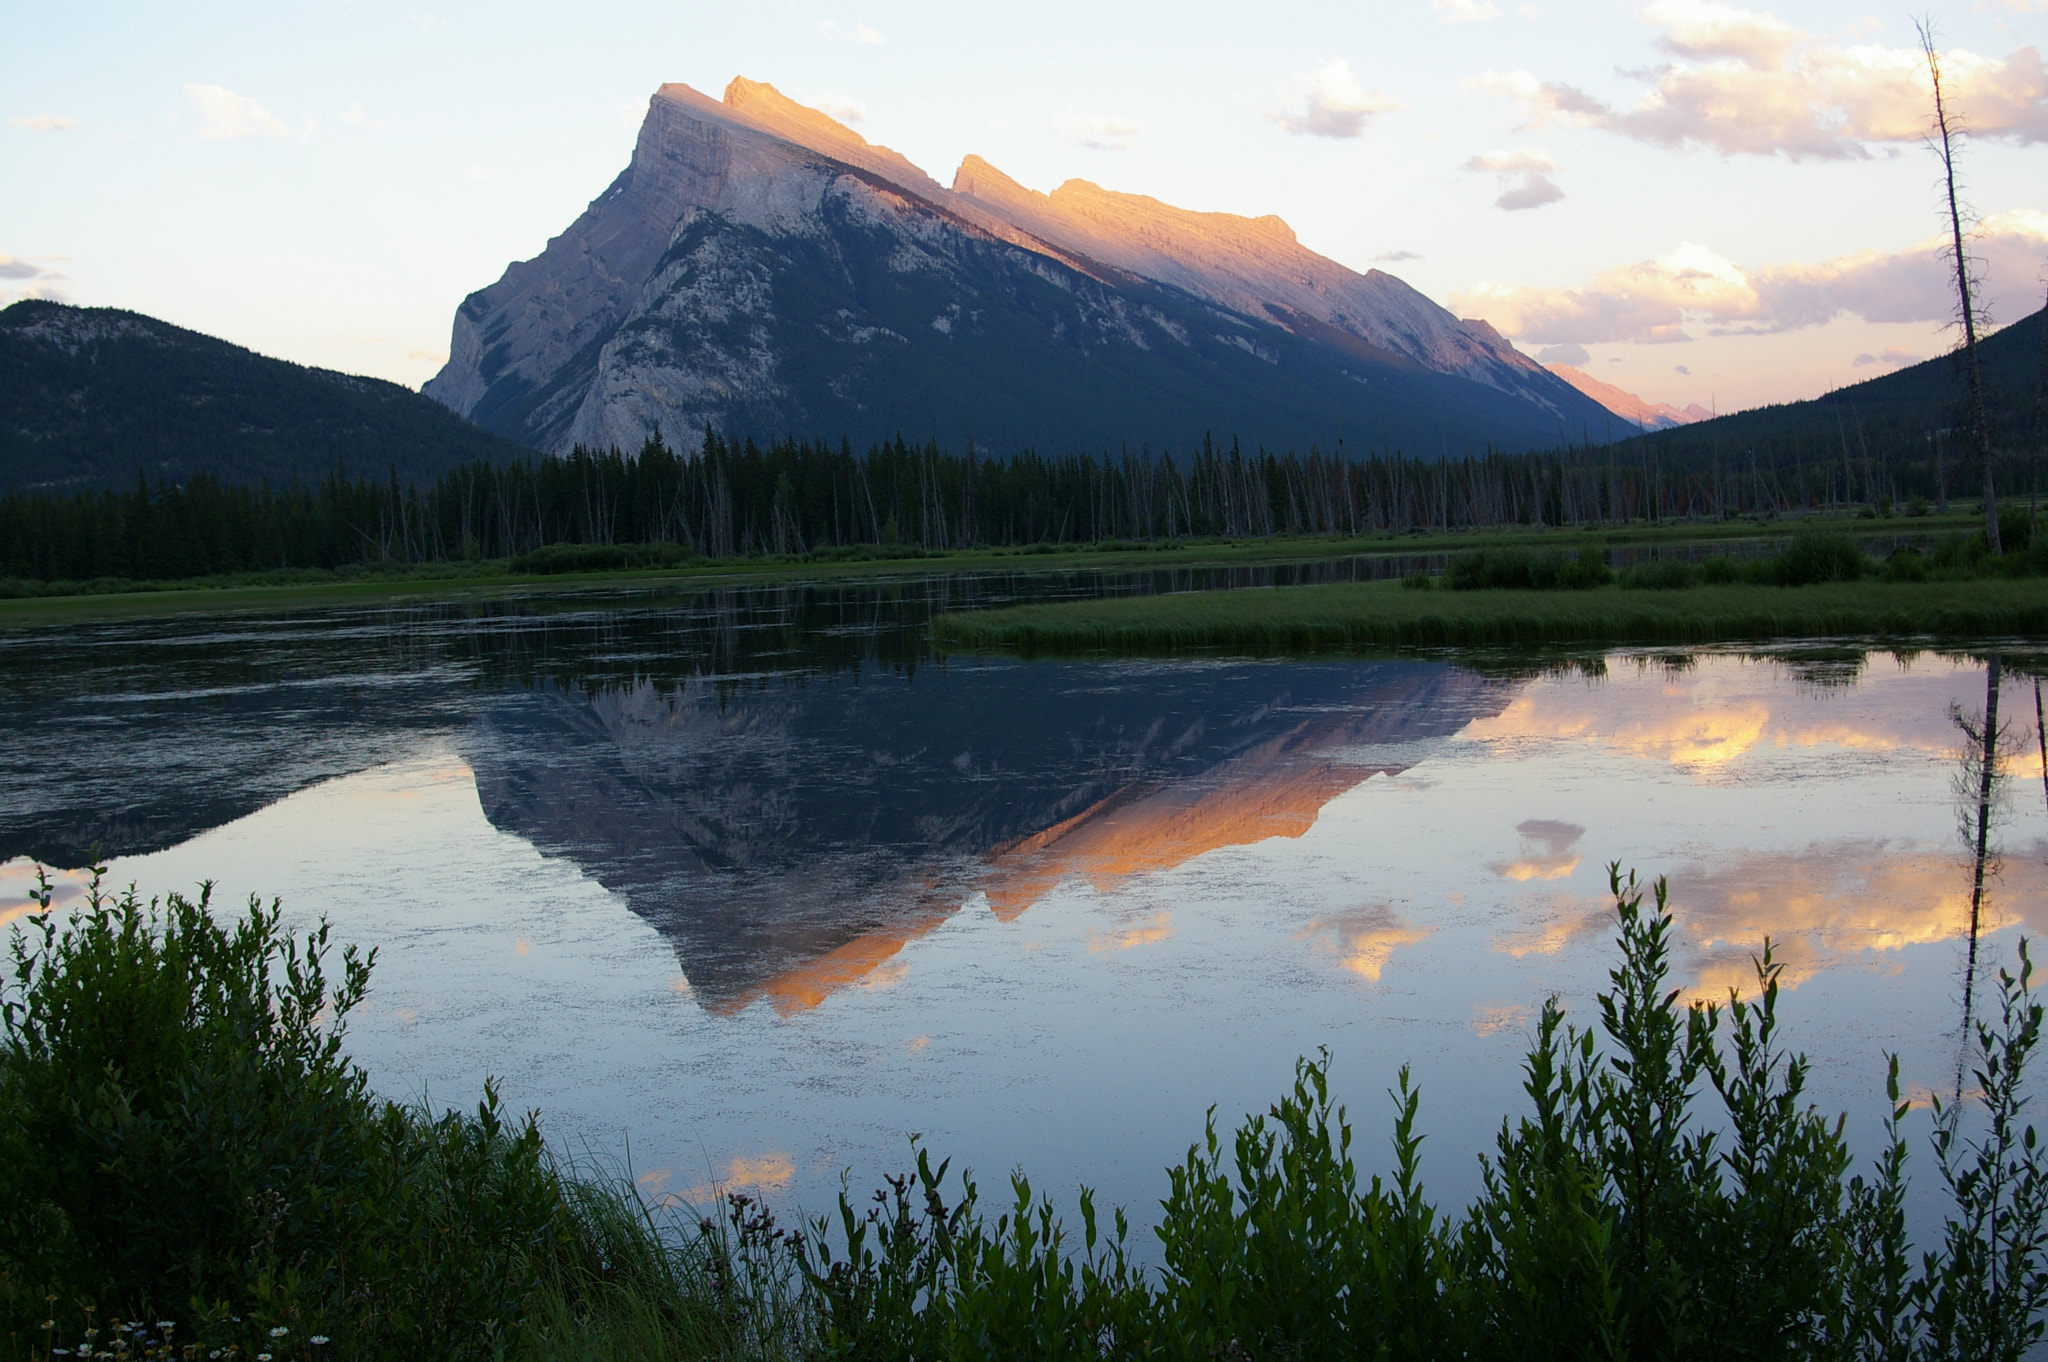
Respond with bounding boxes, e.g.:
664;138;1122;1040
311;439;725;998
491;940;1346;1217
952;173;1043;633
0;301;536;492
1616;306;2048;472
425;79;1614;460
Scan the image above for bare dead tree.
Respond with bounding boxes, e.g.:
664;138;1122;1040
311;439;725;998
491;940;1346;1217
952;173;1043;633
2035;278;2047;542
1919;17;2002;553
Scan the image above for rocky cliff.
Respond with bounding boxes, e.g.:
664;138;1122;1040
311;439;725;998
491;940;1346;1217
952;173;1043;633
426;79;1613;457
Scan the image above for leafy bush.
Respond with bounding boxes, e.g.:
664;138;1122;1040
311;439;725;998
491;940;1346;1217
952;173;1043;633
1620;557;1703;589
1756;527;1871;586
1401;570;1433;590
782;867;2048;1360
1701;555;1741;584
1884;546;1933;582
0;874;733;1360
10;867;2048;1359
1448;542;1610;591
1999;506;2034;553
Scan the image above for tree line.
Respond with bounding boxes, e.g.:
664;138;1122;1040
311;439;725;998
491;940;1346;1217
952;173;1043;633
0;425;2021;584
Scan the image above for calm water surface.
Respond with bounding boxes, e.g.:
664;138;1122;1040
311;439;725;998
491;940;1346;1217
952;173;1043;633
4;573;2044;1245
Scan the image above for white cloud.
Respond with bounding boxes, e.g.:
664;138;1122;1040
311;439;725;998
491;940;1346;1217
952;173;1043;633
1270;59;1402;138
339;100;384;130
1451;210;2048;344
1464;148;1564;210
1433;0;1502;21
1855;346;1922;366
819;20;884;44
185;84;289;140
1472;3;2048;159
9;115;74;132
1054;113;1144;151
810;91;869;124
1376;249;1425;261
1537;342;1590;364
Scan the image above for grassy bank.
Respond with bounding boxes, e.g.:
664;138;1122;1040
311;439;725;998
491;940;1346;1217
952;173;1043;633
933;576;2048;655
0;511;1989;628
6;866;2048;1359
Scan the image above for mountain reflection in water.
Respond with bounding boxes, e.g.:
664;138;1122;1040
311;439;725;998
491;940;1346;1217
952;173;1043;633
460;660;1511;1014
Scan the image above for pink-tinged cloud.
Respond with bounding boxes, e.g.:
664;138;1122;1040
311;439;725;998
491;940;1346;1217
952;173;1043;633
1452;210;2048;345
1270;59;1402;138
1472;2;2048;159
9;115;75;132
1464;148;1564;210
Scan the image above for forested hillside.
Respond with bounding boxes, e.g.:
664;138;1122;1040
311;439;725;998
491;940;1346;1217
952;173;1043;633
1608;306;2047;491
0;301;536;491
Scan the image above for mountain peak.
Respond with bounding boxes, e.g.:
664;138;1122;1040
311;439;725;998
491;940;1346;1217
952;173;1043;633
718;78;910;182
1544;364;1701;430
427;78;1613;454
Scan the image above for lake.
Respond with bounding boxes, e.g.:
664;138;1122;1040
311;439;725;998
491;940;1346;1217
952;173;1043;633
4;573;2044;1247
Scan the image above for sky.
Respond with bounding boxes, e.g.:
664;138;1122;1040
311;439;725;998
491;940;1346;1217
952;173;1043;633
3;0;2045;415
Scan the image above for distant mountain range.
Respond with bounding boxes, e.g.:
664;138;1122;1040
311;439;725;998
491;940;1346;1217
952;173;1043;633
424;78;1617;458
1546;364;1711;432
0;300;531;492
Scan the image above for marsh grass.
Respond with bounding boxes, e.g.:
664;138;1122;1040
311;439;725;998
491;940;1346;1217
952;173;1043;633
6;868;2048;1359
933;576;2048;656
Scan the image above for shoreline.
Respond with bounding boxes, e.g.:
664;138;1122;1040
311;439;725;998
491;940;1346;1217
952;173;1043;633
0;512;1986;628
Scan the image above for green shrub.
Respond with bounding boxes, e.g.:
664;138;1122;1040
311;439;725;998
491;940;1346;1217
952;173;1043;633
1448;542;1610;591
1401;570;1433;590
1999;506;2033;553
1620;558;1703;589
1933;532;1991;575
11;868;2048;1359
1884;547;1932;582
0;873;733;1360
0;873;377;1315
1701;555;1741;584
784;867;2048;1360
1757;527;1871;586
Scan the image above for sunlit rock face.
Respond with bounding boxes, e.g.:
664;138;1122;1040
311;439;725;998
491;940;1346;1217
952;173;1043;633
426;79;1612;457
458;660;1514;1013
1542;364;1701;432
948;156;1570;411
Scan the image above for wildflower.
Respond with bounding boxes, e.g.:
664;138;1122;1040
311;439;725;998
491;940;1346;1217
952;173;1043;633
309;1338;329;1346
268;1328;288;1339
258;1354;271;1361
156;1321;174;1330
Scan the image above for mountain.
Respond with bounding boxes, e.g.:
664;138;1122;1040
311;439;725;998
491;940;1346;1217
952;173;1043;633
1618;306;2047;472
425;79;1614;459
1545;364;1707;432
459;658;1509;1013
0;300;535;492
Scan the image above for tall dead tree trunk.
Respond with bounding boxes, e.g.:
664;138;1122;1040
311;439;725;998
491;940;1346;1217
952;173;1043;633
2034;281;2047;542
1920;19;2002;554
